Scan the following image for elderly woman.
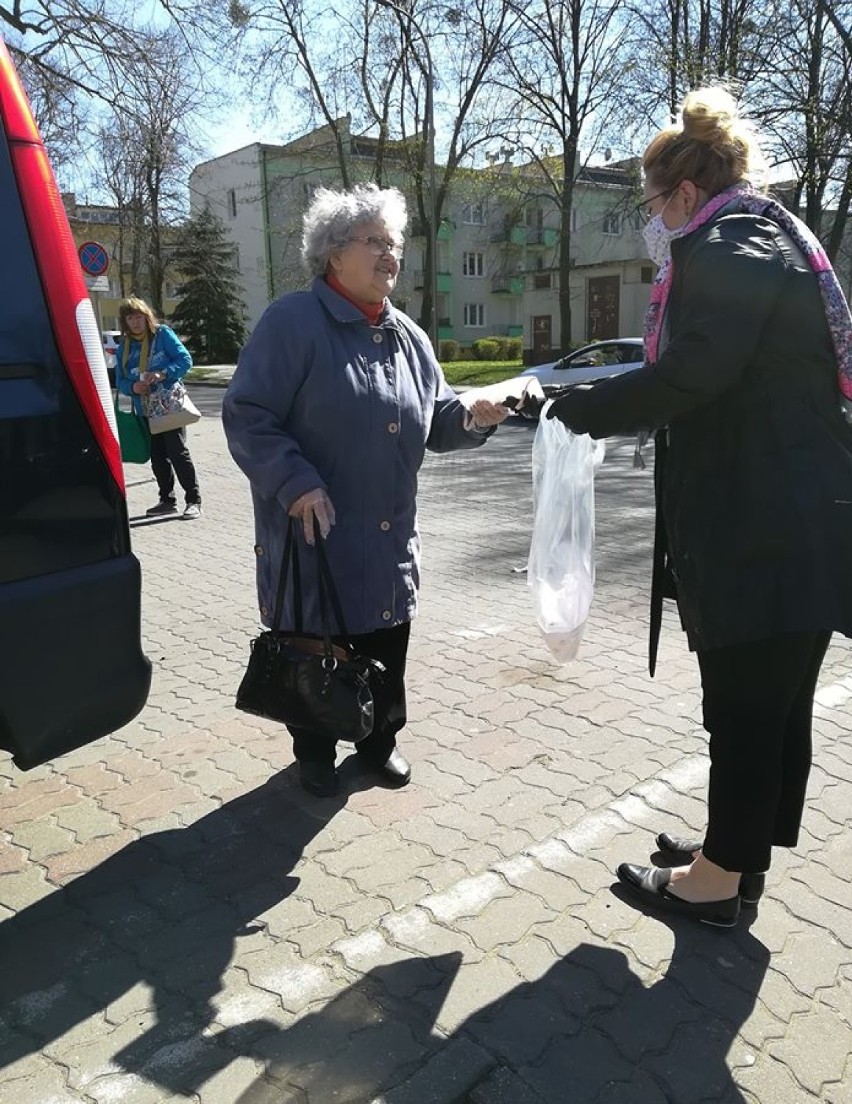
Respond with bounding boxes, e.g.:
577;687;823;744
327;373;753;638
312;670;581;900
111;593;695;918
223;184;508;797
115;297;202;519
549;87;852;928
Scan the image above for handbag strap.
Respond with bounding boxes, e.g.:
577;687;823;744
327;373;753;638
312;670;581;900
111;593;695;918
270;516;350;643
312;516;350;638
271;518;302;632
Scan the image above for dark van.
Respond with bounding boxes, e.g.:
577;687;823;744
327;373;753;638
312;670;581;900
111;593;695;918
0;43;150;769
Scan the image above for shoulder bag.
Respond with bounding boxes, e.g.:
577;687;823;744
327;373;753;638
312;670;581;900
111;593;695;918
114;391;151;464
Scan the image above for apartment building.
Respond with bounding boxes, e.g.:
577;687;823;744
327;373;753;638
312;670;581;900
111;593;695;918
189;119;653;355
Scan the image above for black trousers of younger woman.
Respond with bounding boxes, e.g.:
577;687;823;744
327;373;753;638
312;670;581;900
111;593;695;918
150;427;201;505
288;622;410;768
698;630;831;874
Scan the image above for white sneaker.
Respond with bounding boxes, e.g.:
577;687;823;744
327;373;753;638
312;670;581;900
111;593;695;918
183;503;202;520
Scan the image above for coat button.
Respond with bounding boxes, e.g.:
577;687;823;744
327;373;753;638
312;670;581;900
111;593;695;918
388;422;399;433
254;544;264;556
380;521;390;531
372;332;383;344
382;610;392;621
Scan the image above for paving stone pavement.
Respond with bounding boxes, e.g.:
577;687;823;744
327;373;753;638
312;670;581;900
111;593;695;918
2;384;851;1104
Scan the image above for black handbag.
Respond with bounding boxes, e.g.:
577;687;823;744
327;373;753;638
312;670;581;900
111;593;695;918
236;517;383;741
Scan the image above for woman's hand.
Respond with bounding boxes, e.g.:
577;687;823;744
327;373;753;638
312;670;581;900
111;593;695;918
468;399;510;429
289;488;336;545
132;380;151;395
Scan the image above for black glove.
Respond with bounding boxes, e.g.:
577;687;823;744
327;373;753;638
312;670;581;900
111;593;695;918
545;388;591;434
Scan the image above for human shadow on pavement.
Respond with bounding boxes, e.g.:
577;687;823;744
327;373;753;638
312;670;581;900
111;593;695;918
229;905;770;1104
0;768;369;1090
0;778;770;1103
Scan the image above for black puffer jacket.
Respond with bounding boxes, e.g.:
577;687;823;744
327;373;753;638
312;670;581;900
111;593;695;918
563;210;852;655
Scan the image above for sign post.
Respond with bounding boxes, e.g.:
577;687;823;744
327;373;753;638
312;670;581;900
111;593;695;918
78;241;110;337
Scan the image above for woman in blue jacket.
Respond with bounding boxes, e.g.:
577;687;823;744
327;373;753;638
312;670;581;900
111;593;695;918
115;297;202;519
223;184;508;797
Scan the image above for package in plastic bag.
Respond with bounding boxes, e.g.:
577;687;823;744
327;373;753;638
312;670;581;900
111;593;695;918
528;409;605;662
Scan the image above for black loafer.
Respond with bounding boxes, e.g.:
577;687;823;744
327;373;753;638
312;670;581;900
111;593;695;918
656;832;766;907
656;831;703;862
616;863;740;928
378;748;411;787
299;761;340;798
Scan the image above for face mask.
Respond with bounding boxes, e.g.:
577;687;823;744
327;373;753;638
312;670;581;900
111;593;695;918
642;194;687;267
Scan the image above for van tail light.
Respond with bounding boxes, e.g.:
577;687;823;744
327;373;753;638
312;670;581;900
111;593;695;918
0;41;124;493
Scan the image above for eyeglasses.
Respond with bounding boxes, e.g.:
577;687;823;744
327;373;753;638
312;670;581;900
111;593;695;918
348;235;404;258
634;188;675;225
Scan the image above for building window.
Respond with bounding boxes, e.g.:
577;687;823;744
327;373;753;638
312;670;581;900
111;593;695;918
463;303;485;327
602;212;620;235
462;202;484;224
641;265;654;283
534;273;552;290
571;208;579;233
227;188;237;218
462;251;484;276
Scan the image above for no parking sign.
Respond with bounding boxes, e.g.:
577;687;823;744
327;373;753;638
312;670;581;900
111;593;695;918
78;240;109;277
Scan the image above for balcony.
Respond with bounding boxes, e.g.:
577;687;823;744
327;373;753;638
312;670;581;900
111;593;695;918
438;319;453;340
490;224;526;246
410;217;453;240
414;270;453;293
526;227;558;247
491;273;525;295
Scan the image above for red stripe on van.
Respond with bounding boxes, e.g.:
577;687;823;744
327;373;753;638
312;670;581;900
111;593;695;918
0;42;125;493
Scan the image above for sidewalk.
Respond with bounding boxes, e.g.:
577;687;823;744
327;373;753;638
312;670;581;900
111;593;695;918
1;395;851;1103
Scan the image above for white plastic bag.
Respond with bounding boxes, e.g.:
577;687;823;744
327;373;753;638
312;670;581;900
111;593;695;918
528;409;605;662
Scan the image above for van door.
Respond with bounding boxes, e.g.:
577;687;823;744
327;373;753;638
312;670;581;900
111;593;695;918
0;43;151;770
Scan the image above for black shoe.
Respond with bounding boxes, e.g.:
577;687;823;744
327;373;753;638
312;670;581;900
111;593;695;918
616;863;740;928
299;761;339;797
146;500;178;517
656;831;703;862
656;832;766;907
376;748;411;787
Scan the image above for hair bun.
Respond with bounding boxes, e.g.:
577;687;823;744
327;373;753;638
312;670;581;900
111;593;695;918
643;84;766;197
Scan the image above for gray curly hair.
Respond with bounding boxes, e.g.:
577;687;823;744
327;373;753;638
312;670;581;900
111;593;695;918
301;183;407;277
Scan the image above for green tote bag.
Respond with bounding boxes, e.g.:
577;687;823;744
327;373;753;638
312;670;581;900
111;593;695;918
114;392;151;464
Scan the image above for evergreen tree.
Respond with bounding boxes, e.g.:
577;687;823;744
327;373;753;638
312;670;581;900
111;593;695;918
170;204;247;363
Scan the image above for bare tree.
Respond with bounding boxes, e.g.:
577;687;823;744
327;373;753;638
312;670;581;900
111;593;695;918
14;53;88;176
95;28;207;312
760;0;852;255
386;0;520;335
491;0;630;345
2;1;229;101
233;0;519;337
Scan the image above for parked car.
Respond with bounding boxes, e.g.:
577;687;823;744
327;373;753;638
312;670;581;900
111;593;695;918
102;329;120;386
0;41;150;769
518;338;644;410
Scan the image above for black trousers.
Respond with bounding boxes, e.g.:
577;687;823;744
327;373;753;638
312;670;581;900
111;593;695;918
697;630;831;873
289;622;411;766
150;428;201;505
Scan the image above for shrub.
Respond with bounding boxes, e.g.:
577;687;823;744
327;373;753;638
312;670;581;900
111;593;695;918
439;339;460;361
472;338;502;361
505;337;523;359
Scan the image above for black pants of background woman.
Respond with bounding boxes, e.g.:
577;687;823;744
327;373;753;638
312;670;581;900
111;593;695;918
698;630;831;874
288;622;410;795
148;427;202;517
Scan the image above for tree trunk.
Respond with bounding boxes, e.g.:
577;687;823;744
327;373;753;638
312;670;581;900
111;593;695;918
559;142;578;349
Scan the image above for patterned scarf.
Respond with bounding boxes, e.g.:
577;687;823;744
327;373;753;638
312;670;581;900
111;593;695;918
643;183;852;401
